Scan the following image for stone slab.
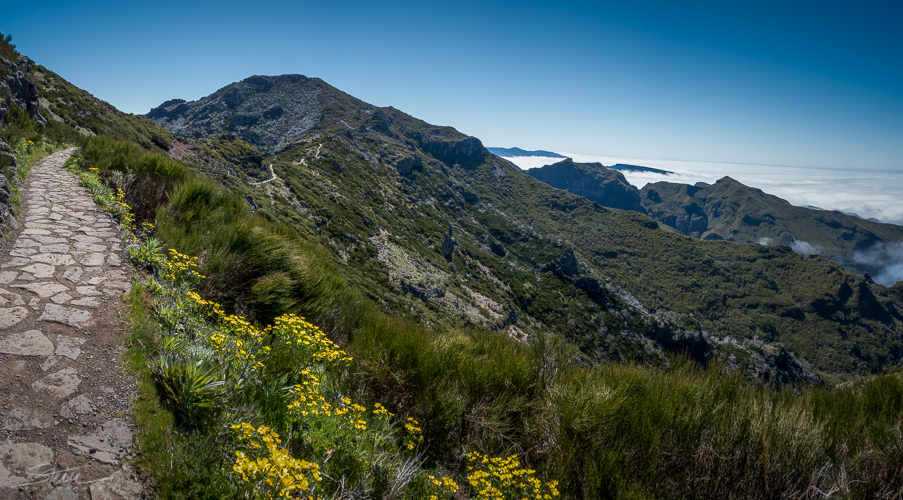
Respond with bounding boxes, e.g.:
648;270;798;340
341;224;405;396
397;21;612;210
20;263;56;278
0;442;54;488
55;335;86;360
0;306;29;329
40;304;93;328
0;330;54;356
13;282;70;298
89;466;142;500
67;419;132;464
32;367;81;399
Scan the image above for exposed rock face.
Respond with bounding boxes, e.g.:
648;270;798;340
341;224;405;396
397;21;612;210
0;139;19;240
543;247;580;277
394;155;422;177
147;74;323;151
1;55;46;127
441;222;456;261
417;135;487;168
526;159;646;213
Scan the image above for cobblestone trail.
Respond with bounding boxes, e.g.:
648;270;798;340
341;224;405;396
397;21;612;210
0;149;142;499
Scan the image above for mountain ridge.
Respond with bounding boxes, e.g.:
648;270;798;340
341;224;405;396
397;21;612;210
146;74;903;384
486;146;566;158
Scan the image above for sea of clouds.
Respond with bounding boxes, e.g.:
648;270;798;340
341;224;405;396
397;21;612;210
501;152;903;285
502;152;903;225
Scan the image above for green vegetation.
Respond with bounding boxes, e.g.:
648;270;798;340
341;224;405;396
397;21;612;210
67;132;903;498
639;176;903;273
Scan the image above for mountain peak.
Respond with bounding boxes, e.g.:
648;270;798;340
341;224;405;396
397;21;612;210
146;74;326;150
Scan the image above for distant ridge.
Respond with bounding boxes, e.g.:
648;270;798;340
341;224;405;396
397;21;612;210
487;147;566;158
609;163;672;175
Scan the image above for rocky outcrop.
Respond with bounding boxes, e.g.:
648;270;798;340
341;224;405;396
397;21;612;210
147;74;323;151
0;139;19;240
1;55;46;127
543;247;580;277
527;159;646;213
394;155;422;177
441;222;456;261
641;183;710;237
416;134;487;168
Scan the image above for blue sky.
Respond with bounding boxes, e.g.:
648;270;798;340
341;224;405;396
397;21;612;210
4;0;902;169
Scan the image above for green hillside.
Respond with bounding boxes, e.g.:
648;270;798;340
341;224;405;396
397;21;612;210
639;176;903;276
148;76;903;384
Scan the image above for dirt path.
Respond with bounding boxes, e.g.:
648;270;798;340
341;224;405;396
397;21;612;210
0;149;142;499
249;164;277;185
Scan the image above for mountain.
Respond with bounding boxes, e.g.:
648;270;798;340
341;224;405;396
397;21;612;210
609;163;672;175
525;158;646;213
147;76;903;384
520;157;903;283
486;147;566;157
147;75;324;151
639;176;903;277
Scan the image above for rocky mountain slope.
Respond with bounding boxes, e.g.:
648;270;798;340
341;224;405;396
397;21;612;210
526;158;646;213
521;157;903;283
146;76;903;384
639;177;903;276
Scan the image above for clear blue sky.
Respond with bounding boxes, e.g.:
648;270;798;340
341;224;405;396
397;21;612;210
4;0;902;169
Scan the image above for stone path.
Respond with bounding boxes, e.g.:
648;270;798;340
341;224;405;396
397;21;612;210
0;149;142;499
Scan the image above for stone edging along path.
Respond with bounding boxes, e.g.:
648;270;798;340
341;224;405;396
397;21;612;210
0;148;143;499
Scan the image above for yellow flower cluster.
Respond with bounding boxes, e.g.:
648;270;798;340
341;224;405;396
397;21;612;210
404;417;423;451
466;452;559;499
373;402;394;418
231;423;322;498
285;374;373;433
187;291;226;317
223;313;264;338
112;188;135;231
163;249;205;284
428;474;460;500
287;369;331;417
271;314;352;364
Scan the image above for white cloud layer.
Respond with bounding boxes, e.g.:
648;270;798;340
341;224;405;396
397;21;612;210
852;241;903;287
501;152;903;226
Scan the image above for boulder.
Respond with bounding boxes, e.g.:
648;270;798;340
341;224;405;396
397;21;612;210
544;248;579;278
394;156;422;177
0;175;10;204
441;221;456;261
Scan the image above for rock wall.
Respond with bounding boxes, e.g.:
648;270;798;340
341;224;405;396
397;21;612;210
0;55;47;127
0;138;20;240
